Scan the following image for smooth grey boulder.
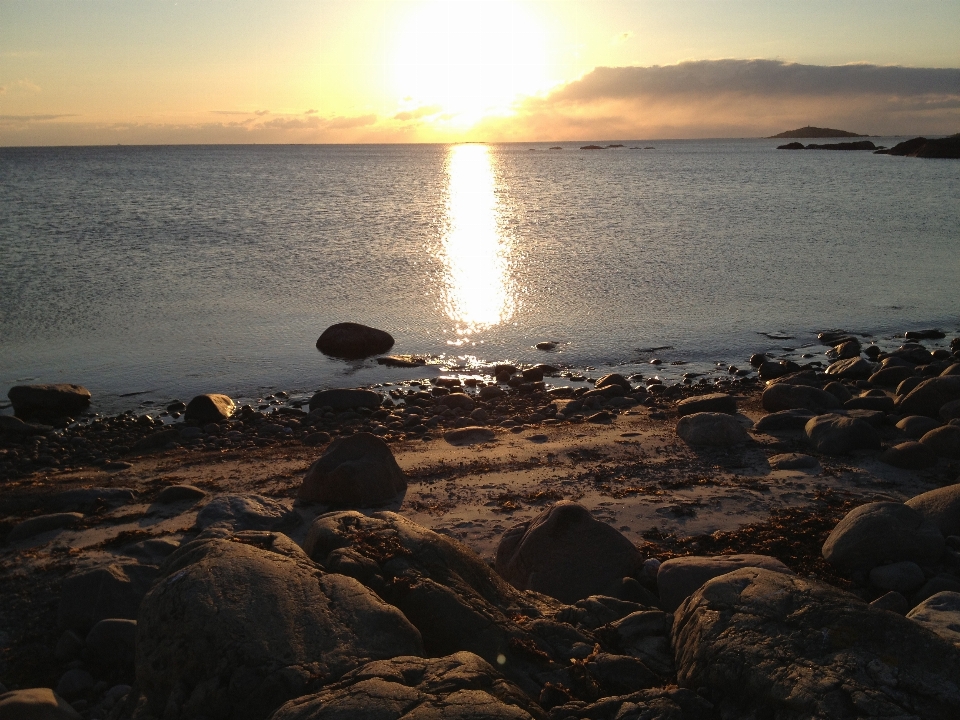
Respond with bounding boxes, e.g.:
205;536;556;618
8;512;83;542
438;393;475;411
869;365;917;386
298;432;406;506
309;388;382;413
822;502;944;574
0;688;81;719
595;373;631;390
920;425;960;458
768;453;819;470
675;412;749;447
444;426;497;446
761;384;838;413
824;357;875;379
136;529;423;720
269;652;544;720
676;393;737;416
879;441;938;469
657;554;793;612
184;393;235;423
195;493;301;532
907;591;960;646
754;409;816;433
897;376;960;418
822;381;853;403
906;484;960;537
8;383;91;420
868;561;926;594
805;413;880;455
897;415;942;439
316;322;394;359
58;562;159;634
672;567;960;720
0;415;53;435
844;395;895;412
495;501;642;604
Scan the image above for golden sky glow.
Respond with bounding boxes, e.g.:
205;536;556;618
1;0;958;145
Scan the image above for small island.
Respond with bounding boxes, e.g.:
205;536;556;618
768;126;866;139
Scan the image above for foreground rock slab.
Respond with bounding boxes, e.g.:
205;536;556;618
656;554;792;612
805;413;880;455
8;383;91;420
136;529;423;720
673;567;960;720
269;652;545;720
184;393;235;423
675;412;749;447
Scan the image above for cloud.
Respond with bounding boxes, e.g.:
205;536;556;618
476;59;960;139
0;79;42;96
0;113;77;125
393;104;442;121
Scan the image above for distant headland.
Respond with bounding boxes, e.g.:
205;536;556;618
768;126;866;139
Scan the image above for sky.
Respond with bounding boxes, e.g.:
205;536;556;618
1;0;958;145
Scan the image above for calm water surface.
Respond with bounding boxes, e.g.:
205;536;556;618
1;140;958;414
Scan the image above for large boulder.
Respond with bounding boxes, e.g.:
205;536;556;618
58;562;159;634
907;592;960;646
656;554;793;612
869;365;917;386
761;384;839;413
675;412;749;447
897;376;960;418
821;502;944;574
753;409;816;433
308;388;382;413
195;494;301;532
8;383;91;420
136;529;423;720
0;688;81;719
269;652;544;720
920;425;960;458
184;393;235;423
879;441;938;469
897;415;942;439
672;567;960;720
495;502;642;604
676;393;737;416
804;413;880;455
316;322;394;359
824;357;874;379
298;433;406;506
906;484;960;537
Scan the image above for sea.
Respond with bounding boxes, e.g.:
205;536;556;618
1;139;958;417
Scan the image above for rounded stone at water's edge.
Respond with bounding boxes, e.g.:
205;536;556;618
676;412;749;447
822;501;944;574
298;432;406;507
495;500;642;603
920;425;960;458
897;415;942;439
443;426;496;446
761;383;839;413
316;322;394;359
897;376;960;418
677;393;737;416
805;413;880;455
8;383;91;420
183;393;235;423
824;356;874;379
308;388;382;413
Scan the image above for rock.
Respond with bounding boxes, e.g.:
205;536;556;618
58;562;158;634
844;395;895;412
47;487;136;512
316;322;394;359
757;360;796;380
303;431;332;446
913;574;960;606
298;433;406;507
825;338;861;360
657;554;793;612
906;484;960;537
184;393;235;423
0;414;53;435
195;494;301;531
897;376;960;417
308;388;382;413
439;393;475;411
55;630;85;662
907;592;960;645
7;383;91;420
897;376;926;397
869;366;916;386
942;399;960;421
535;341;557;351
824;357;874;379
8;512;84;542
545;688;715;720
806;140;876;150
753;409;816;433
906;329;947;340
676;393;736;416
376;355;425;368
0;688;82;719
444;426;496;446
55;668;95;699
768;452;819;470
672;567;960;720
777;141;805;149
843;408;885;427
868;561;926;594
85;618;137;670
804;413;880;455
880;441;938;469
136;529;423;720
897;415;942;438
495;502;641;604
761;383;839;413
822;381;853;403
607;610;673;675
822;502;944;574
920;425;960;458
943;363;960;376
130;428;180;452
595;373;631;391
270;652;543;720
122;538;181;565
870;591;910;614
676;412;749;447
155;484;206;504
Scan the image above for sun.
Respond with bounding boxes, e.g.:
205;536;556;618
391;0;551;125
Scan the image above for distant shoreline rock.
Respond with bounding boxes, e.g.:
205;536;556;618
778;140;877;151
768;125;866;139
875;135;960;159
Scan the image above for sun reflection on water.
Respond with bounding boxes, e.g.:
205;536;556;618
440;144;515;344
